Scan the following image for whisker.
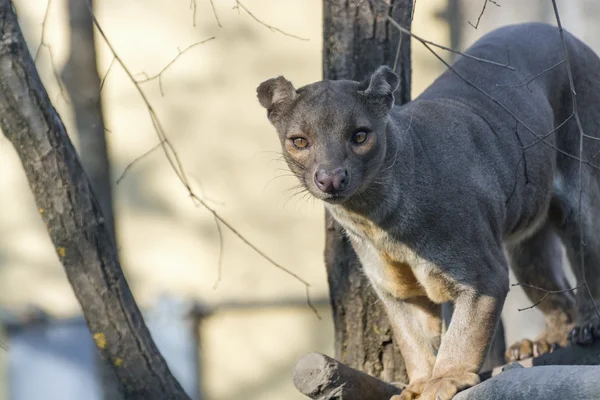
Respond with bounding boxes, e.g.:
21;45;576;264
263;174;298;191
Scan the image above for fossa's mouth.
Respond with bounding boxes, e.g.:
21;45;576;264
320;192;348;204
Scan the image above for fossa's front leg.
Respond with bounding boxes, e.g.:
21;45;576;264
375;291;442;399
418;290;504;399
354;239;442;396
418;265;509;400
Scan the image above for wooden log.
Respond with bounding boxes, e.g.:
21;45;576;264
294;341;600;399
293;353;401;400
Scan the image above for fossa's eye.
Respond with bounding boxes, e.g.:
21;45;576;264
352;131;369;144
291;137;309;149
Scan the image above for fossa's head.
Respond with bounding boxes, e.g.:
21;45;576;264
257;66;399;204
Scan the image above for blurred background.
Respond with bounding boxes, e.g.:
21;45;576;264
0;0;598;398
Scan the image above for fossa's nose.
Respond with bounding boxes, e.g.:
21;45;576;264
314;168;348;193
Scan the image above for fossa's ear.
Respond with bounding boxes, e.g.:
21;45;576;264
256;76;297;122
359;66;399;115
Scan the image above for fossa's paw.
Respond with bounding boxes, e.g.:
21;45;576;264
505;338;559;362
390;380;426;400
569;321;600;346
415;372;479;400
391;390;417;400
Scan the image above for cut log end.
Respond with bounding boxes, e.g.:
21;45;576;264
293;353;335;397
293;352;401;400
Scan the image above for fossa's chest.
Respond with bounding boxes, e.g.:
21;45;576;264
329;207;456;303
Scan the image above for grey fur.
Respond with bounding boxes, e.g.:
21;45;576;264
258;22;600;399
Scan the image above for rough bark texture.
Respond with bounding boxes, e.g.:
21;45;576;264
293;352;402;399
323;0;413;383
0;2;189;398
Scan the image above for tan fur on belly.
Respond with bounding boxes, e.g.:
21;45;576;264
381;254;426;299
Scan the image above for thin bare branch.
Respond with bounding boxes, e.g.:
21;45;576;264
209;0;222;27
189;0;197;27
33;0;68;103
306;286;321;320
136;37;215;97
468;0;500;30
233;0;309;41
522;112;573;150
512;282;584;312
99;56;116;93
116;140;165;185
34;0;51;62
496;59;565;102
502;60;565;90
212;216;225;290
385;14;514;70
392;1;411;72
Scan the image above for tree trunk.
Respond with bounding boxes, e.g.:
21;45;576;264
62;0;114;238
322;0;412;384
0;1;189;398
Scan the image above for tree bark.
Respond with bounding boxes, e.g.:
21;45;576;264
322;0;412;384
0;1;189;398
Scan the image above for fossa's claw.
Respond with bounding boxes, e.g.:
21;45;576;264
569;322;600;346
391;380;427;400
417;372;480;400
505;337;561;362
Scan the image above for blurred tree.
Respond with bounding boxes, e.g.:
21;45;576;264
322;0;412;384
61;0;124;397
62;0;114;239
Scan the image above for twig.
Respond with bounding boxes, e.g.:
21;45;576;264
496;59;565;102
384;14;514;70
33;0;68;103
512;282;584;312
99;56;116;93
499;60;565;90
189;0;197;27
504;112;573;204
116;140;165;185
33;0;51;62
84;2;318;317
212;216;225;290
136;37;215;97
504;121;527;206
391;0;411;73
233;0;309;41
208;0;222;27
522;112;573;150
468;0;500;30
550;0;600;321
